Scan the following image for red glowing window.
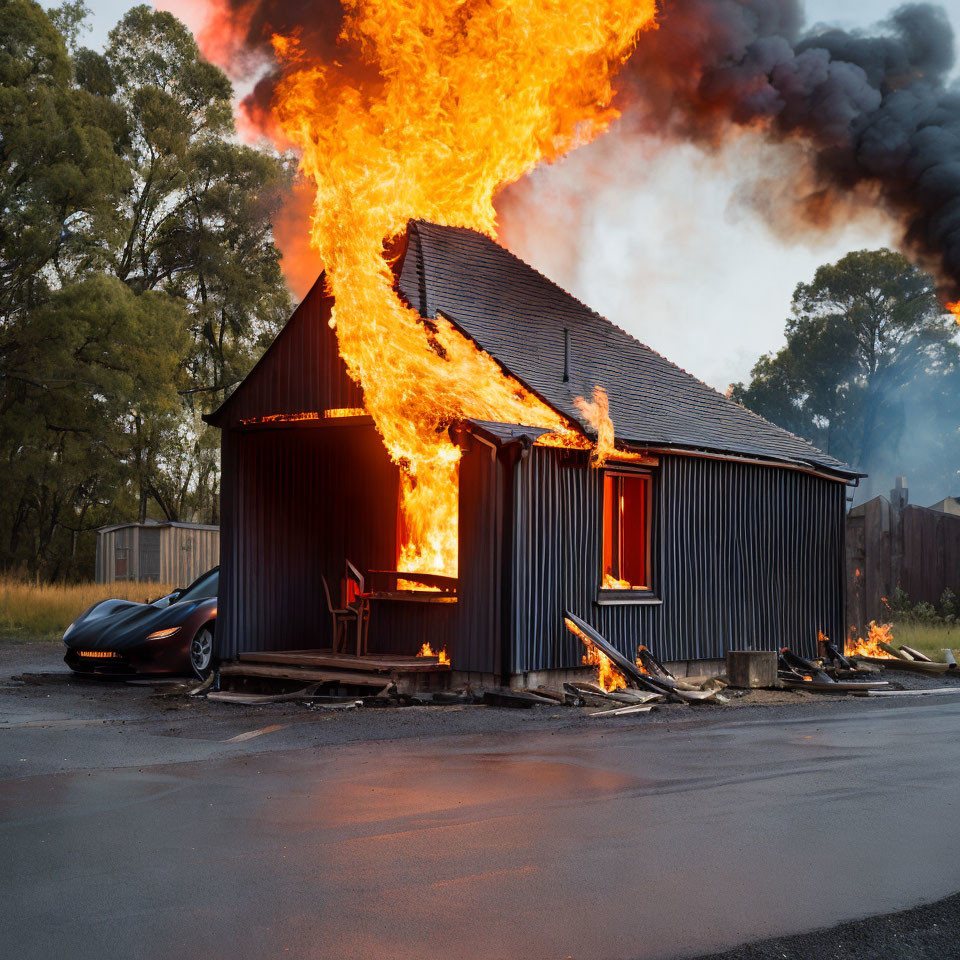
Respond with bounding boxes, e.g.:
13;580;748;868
601;472;651;591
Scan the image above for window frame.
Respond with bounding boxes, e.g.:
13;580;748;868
597;464;660;606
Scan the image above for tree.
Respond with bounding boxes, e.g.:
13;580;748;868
100;6;291;401
0;275;187;577
0;2;292;578
732;250;960;503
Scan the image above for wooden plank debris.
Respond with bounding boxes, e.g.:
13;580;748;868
236;650;450;672
222;723;287;743
860;687;960;697
588;704;655;718
219;662;393;686
899;645;933;662
854;655;953;675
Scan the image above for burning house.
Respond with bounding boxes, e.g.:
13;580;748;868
206;220;860;685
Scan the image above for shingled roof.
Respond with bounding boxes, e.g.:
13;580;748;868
397;220;857;479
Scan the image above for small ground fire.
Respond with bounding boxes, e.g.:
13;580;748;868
847;621;896;660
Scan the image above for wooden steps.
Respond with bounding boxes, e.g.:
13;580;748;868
236;650;450;674
220;649;452;692
219;662;391;687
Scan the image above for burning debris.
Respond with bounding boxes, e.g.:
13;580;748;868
844;624;959;675
778;646;888;692
565;612;728;704
417;642;450;666
847;621;898;660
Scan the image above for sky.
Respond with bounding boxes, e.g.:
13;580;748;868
80;0;960;390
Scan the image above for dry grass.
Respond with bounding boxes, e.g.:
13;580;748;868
0;579;175;641
886;622;960;663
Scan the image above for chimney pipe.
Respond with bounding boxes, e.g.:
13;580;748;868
891;476;908;511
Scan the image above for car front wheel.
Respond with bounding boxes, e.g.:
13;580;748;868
190;625;215;679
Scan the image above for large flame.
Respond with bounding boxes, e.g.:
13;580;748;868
948;301;960;327
847;621;895;659
265;1;657;577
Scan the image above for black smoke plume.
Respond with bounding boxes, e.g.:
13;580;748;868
620;1;960;298
205;0;960;298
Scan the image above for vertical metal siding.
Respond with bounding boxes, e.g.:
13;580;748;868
211;277;363;428
510;450;846;670
456;440;503;673
96;525;219;584
215;422;459;661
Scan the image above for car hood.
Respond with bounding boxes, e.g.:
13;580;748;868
64;598;214;651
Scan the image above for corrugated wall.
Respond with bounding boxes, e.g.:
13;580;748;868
216;423;398;660
95;526;219;584
510;449;846;672
214;422;466;661
211;276;363;428
161;528;219;587
456;438;505;674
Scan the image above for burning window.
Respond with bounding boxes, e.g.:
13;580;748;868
601;471;652;591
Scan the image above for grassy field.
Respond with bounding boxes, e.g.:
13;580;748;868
882;622;960;662
0;579;175;642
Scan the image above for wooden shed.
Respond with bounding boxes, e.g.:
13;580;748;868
95;521;220;586
206;221;860;684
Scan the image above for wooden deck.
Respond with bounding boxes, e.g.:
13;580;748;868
237;649;449;672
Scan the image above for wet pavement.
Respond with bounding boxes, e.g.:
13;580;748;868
4;641;960;959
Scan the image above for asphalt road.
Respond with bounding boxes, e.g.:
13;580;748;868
4;645;960;959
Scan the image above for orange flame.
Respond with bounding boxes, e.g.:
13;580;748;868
581;643;628;692
847;621;895;659
947;301;960;326
324;407;366;419
602;573;633;589
417;642;450;666
564;615;627;692
239;411;320;425
574;386;615;466
265;1;657;578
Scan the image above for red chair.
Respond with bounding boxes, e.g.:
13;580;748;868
344;559;370;657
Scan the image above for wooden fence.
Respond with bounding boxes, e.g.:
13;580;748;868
846;497;960;635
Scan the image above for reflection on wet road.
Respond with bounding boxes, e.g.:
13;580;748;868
4;699;960;959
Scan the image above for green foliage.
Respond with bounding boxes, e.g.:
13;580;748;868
885;586;913;619
940;588;958;621
880;587;960;627
0;1;292;579
46;0;90;52
731;250;960;502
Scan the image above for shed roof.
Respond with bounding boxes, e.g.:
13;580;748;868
97;521;220;533
210;220;856;479
397;221;857;479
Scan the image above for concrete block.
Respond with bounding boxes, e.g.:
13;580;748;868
726;650;777;689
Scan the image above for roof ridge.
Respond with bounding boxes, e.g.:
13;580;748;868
412;220;846;468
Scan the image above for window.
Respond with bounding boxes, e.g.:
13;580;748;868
115;548;129;579
177;568;219;603
601;471;652;591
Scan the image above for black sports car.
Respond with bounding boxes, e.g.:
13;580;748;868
63;567;219;679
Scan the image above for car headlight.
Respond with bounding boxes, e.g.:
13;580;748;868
146;627;181;640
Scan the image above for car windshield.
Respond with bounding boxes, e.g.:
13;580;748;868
176;568;219;603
